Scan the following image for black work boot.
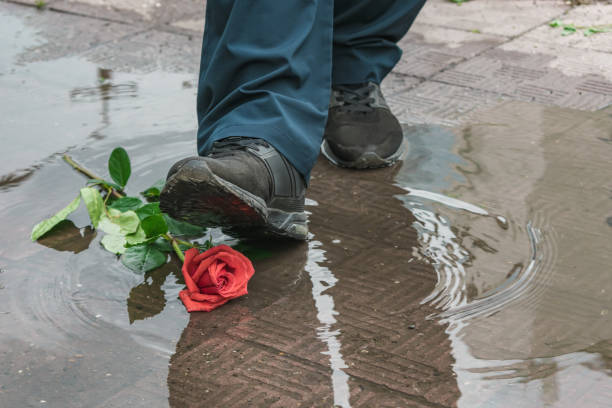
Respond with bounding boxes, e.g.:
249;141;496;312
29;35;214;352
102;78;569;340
322;82;404;169
160;137;307;240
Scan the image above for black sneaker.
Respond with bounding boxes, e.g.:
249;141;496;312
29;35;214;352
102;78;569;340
322;82;405;169
160;137;307;240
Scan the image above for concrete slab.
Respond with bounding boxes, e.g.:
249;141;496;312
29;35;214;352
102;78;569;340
168;159;461;407
169;17;204;34
416;0;569;36
1;1;142;63
523;4;612;53
380;72;423;97
387;81;507;127
395;23;506;79
433;37;612;110
81;29;200;73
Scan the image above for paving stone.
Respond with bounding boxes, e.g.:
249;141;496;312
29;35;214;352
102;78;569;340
1;1;142;63
524;4;612;53
387;81;507;127
50;0;206;27
433;37;612;110
51;0;146;24
416;0;569;36
82;28;201;73
381;72;423;97
169;17;204;34
395;23;505;79
168;160;461;407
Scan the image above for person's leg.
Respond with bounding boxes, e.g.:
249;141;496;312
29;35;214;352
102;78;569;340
322;0;426;169
332;0;426;86
197;0;333;182
161;0;333;240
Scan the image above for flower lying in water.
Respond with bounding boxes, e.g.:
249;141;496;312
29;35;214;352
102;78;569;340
179;245;255;312
31;147;256;313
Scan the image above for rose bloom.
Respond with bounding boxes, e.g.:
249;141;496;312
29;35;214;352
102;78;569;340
179;245;255;312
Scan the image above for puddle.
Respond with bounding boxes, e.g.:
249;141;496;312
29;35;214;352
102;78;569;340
0;5;199;407
395;102;612;407
0;5;197;183
305;238;350;408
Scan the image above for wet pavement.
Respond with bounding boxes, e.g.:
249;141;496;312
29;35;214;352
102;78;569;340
1;0;612;407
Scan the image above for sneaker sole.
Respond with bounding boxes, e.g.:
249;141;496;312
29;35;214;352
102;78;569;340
160;161;308;241
320;136;408;169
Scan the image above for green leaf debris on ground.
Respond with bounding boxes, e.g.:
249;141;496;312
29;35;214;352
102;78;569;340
549;19;612;36
121;245;167;273
108;147;131;188
31;196;81;241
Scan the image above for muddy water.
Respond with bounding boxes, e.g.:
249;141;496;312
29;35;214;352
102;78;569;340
0;4;200;407
397;102;612;407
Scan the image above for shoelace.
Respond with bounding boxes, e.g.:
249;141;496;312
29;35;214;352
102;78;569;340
334;83;376;113
209;137;270;158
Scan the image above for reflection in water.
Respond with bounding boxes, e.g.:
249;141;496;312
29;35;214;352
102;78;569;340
305;238;350;408
396;102;612;407
0;131;197;407
37;220;96;254
70;68;138;140
127;262;179;324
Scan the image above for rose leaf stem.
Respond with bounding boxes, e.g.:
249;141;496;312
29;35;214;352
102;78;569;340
162;233;186;262
63;154;123;199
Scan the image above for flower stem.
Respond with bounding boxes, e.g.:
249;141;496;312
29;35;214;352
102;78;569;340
171;238;185;262
63;154;123;199
163;233;185;262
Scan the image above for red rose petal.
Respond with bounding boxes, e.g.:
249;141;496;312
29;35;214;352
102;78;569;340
179;290;230;312
179;245;255;312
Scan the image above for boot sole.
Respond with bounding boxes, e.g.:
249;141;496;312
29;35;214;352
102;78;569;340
160;162;308;241
320;136;407;169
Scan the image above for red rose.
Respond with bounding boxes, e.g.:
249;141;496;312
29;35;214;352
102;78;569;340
178;245;255;312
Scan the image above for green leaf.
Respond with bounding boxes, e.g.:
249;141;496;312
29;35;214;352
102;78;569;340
98;214;122;235
141;214;168;238
562;24;577;36
107;208;140;234
135;202;161;220
87;178;123;191
31;196;81;241
549;20;561;28
125;226;147;245
163;214;205;236
108;147;131;188
151;237;191;253
108;196;143;212
140;179;165;198
101;234;127;254
121;245;167;273
80;187;104;228
583;27;612;36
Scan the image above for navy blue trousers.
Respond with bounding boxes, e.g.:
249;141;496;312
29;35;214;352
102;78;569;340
197;0;426;181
